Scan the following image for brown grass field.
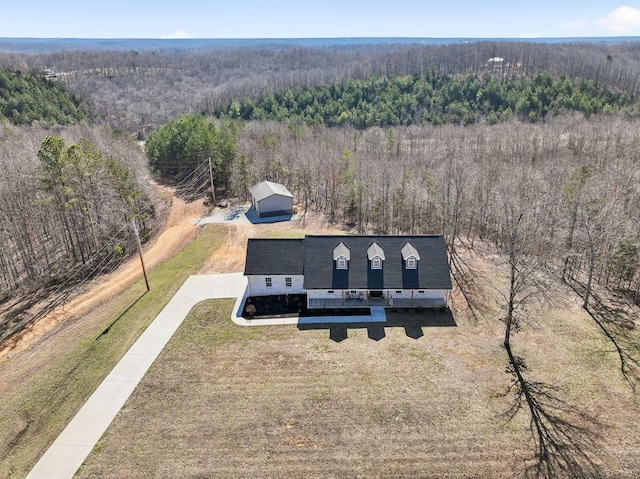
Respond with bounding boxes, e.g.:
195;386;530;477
74;242;640;478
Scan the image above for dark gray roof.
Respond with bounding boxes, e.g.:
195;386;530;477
244;238;305;275
303;235;452;291
244;235;452;291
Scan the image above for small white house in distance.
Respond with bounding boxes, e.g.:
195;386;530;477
249;181;294;218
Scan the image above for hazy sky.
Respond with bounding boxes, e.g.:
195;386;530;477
3;1;640;39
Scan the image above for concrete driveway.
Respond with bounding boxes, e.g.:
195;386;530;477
26;273;247;479
196;203;298;225
27;272;385;478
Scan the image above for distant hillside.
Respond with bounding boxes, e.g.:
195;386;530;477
1;39;640;132
0;37;637;53
214;71;631;127
0;70;87;125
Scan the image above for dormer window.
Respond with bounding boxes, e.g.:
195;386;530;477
401;242;420;269
333;242;350;270
367;242;385;270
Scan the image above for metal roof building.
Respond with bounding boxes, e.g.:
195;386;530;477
248;181;294;218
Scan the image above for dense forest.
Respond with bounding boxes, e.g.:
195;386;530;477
1;38;640;341
214;71;631;127
0;70;87;125
145;114;239;188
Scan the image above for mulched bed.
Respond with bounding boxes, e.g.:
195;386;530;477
242;294;370;319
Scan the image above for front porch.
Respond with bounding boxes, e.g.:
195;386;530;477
307;296;447;309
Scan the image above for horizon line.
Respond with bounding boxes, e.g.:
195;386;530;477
1;35;640;41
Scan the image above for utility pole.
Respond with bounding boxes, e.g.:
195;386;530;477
208;157;217;207
132;218;150;291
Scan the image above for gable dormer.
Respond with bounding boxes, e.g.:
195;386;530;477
333;242;350;269
367;242;385;269
401;242;420;269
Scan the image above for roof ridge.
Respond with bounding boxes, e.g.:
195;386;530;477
304;234;444;238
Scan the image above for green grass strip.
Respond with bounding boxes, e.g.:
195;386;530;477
0;224;227;478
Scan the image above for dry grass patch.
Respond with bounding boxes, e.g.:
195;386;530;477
75;289;640;478
199;214;345;275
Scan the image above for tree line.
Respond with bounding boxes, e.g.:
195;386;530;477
182;114;637;309
0;124;158;310
145;114;239;191
214;71;631;127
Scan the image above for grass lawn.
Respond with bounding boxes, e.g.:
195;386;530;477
0;225;228;479
4;220;640;478
75;291;640;478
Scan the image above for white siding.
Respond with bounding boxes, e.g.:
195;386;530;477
389;290;412;299
247;275;304;296
414;290;446;300
307;289;349;300
387;290;446;300
256;195;293;217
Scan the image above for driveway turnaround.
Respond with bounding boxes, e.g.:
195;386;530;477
196;203;298;226
27;272;386;479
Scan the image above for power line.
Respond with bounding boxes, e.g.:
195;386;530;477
2;159;212;335
132;218;150;291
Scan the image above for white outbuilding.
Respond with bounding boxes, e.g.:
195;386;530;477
249;180;294;218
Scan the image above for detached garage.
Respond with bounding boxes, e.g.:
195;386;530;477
249;181;294;218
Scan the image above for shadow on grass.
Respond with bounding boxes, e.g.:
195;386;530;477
95;291;149;340
0;290;51;343
329;325;348;342
448;244;487;323
502;344;602;479
568;280;640;394
298;308;455;342
0;276;101;350
584;303;640;394
0;254;129;352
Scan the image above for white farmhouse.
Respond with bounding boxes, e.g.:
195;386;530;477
244;235;453;309
248;180;294;218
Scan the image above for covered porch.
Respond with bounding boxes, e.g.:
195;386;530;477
307;290;448;309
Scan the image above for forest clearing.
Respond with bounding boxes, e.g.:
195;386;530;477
3;200;639;478
73;237;640;479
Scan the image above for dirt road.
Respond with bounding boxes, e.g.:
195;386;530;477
0;194;342;366
0;186;203;364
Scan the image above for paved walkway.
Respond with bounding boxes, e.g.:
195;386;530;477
27;273;386;478
26;273;247;479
